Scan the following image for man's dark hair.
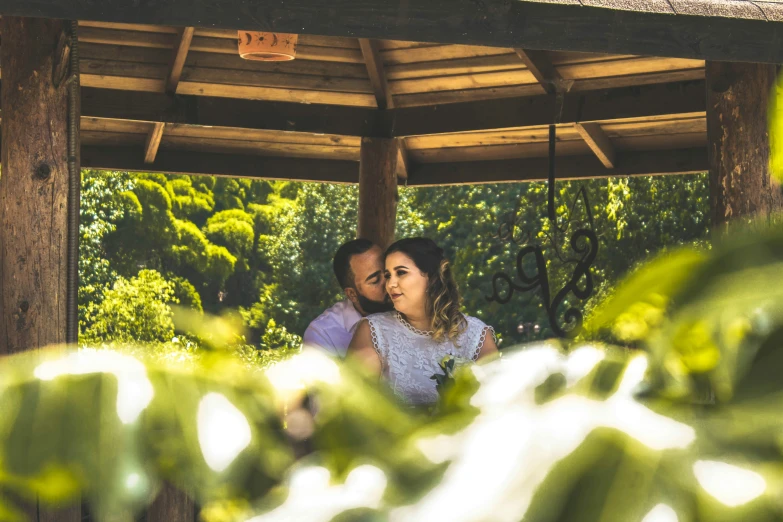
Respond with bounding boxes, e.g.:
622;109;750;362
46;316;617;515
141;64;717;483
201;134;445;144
333;239;376;289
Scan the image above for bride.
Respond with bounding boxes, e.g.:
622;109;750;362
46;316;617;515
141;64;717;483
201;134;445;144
347;237;498;405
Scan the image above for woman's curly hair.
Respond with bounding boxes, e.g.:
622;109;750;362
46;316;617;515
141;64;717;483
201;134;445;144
384;237;466;343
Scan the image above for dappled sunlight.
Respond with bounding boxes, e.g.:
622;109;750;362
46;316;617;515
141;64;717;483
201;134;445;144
197;393;252;473
398;348;695;522
34;349;154;424
693;460;766;507
246;465;387;522
641;504;678;522
265;349;341;399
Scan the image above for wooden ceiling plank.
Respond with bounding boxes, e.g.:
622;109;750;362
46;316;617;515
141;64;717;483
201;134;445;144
393;80;706;136
166;26;195;93
82;145;360;184
144;121;166;163
575;122;616;168
408;147;707;186
359;38;394;109
176;81;378;106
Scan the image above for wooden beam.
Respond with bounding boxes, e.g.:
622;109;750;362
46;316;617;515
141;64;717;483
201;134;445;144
144;121;165;164
407;147;707;186
514;48;570;95
82;145;360;183
166;26;194;93
0;15;80;519
396;138;409;182
358;138;398;248
80;80;706;140
0;1;782;63
707;61;783;229
81;87;379;137
358;38;394;110
391;80;706;137
575;122;615;168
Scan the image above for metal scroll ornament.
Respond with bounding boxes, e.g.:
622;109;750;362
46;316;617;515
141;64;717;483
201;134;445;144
486;124;598;339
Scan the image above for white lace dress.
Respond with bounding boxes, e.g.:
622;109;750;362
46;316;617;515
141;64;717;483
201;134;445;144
365;311;495;405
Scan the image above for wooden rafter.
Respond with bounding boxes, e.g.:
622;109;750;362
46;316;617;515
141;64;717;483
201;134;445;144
514;49;572;94
80;80;706;139
409;147;707;186
358;38;394;110
82;145;361;183
166;26;194;93
78;144;706;186
575;122;616;168
396;138;409;181
144;122;165;163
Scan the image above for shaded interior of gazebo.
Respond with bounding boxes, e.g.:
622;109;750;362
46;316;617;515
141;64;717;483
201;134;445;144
74;21;707;186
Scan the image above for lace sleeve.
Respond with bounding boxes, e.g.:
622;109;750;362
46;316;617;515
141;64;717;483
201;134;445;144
471;326;497;361
463;316;496;361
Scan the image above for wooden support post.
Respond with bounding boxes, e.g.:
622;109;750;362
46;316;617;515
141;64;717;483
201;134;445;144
707;61;783;230
0;15;80;522
358;138;399;248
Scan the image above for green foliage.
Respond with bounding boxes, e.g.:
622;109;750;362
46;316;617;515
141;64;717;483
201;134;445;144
9;222;783;522
81;269;178;344
80;167;709;350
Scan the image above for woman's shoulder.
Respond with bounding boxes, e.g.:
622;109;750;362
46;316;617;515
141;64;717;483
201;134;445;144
364;311;398;327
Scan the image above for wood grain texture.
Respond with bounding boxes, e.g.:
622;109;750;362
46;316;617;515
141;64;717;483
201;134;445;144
1;1;782;62
144;121;166;163
166;26;194;93
359;38;394;109
358;138;399;248
575;122;616;168
0;16;82;518
408;147;708;186
0;16;70;354
707;61;783;229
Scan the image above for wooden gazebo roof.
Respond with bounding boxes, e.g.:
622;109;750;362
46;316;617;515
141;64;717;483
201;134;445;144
4;0;781;185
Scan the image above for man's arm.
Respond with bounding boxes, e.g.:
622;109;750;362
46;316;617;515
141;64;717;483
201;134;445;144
302;323;340;357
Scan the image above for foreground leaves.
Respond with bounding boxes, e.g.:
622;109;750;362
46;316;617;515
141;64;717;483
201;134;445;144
2;223;783;521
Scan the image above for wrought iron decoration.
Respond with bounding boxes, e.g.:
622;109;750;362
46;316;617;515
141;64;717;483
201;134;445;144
486;123;598;339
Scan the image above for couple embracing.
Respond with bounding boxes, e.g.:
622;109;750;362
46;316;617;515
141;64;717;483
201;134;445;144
304;237;497;406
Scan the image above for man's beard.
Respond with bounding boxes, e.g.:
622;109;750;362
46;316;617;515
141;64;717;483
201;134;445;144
356;291;394;315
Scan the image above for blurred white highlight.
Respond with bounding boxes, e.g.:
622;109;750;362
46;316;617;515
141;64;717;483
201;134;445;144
197;393;252;472
693;460;766;507
246;465;387;522
265;349;341;396
641;504;678;522
396;347;695;522
34;350;154;424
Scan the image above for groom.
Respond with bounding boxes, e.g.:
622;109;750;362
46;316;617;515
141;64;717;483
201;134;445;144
303;239;393;357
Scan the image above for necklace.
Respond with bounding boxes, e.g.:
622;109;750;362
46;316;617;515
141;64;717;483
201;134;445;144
396;312;434;336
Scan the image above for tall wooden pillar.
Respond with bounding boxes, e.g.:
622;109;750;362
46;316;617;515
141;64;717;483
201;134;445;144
0;17;72;354
0;16;81;522
358;137;399;248
707;61;783;230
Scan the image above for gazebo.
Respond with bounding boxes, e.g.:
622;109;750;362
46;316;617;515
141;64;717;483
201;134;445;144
0;0;782;520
